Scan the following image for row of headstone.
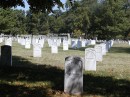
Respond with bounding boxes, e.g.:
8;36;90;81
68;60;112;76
114;39;129;44
84;40;114;71
71;39;96;49
18;37;97;57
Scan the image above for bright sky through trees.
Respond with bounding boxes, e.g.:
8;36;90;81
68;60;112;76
16;0;66;11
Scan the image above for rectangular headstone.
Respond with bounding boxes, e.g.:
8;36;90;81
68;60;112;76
85;48;96;71
33;44;42;57
5;38;12;46
77;40;82;48
64;56;83;95
39;39;44;48
95;45;102;62
21;38;26;46
100;43;106;55
90;40;96;45
25;39;31;49
1;45;12;66
71;40;77;49
63;40;69;51
81;40;86;47
51;42;58;53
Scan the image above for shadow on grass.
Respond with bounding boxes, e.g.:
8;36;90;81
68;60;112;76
83;74;130;97
109;47;130;54
69;45;94;51
0;83;49;97
0;56;130;97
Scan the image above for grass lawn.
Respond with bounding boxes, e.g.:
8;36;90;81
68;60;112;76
0;41;130;97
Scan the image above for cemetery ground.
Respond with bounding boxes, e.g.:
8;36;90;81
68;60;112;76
0;42;130;97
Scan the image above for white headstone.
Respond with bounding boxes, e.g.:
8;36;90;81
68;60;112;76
85;48;96;71
0;37;3;43
21;38;26;46
95;45;102;62
57;39;61;47
81;40;86;47
100;43;106;55
5;38;12;46
51;42;58;53
39;39;44;48
25;39;31;49
90;40;96;45
63;40;69;51
33;43;42;57
68;38;71;45
128;41;130;45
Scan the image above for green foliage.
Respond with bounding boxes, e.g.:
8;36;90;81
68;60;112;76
26;11;50;35
73;29;82;38
0;0;130;39
89;0;130;39
0;0;64;13
0;9;26;35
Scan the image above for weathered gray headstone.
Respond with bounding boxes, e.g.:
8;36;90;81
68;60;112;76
77;40;82;48
64;56;83;95
1;45;12;66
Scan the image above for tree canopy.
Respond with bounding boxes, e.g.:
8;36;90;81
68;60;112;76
0;0;75;12
0;0;130;40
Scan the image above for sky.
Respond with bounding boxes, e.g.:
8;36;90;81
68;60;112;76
16;0;66;11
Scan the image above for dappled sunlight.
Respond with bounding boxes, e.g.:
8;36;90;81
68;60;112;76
0;55;130;97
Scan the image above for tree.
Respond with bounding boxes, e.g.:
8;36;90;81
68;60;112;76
0;9;26;35
49;10;65;34
26;11;50;35
89;0;130;40
0;0;75;12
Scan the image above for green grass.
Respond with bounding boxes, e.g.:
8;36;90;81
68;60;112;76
0;42;130;97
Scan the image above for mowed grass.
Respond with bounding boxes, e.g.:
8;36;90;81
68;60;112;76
0;41;130;97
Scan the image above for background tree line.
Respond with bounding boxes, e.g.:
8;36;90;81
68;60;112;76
0;0;130;40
